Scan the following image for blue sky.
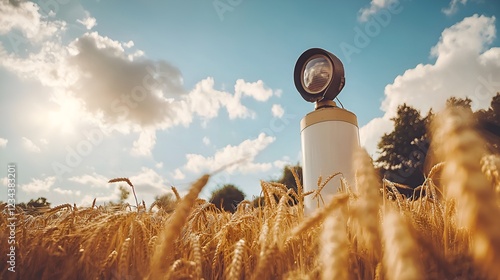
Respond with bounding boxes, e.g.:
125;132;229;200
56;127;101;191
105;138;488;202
1;0;499;206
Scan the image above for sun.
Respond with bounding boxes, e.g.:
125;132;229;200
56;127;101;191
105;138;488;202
46;96;83;135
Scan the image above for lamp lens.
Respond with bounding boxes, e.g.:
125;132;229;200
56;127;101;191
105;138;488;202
302;55;333;94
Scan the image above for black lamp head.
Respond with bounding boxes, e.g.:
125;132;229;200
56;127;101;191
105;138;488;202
294;48;345;103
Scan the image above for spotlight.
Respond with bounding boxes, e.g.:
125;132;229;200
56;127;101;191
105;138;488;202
294;48;345;103
295;48;359;214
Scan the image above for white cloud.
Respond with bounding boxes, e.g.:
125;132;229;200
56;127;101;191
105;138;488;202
202;136;211;146
360;15;500;156
22;137;41;153
155;161;164;169
184;133;276;174
172;168;186;180
186;77;256;121
359;117;393;157
0;4;281;157
68;172;109;188
77;12;97;30
0;0;66;42
442;0;468;16
75;167;169;206
53;187;81;196
21;176;56;193
131;129;156;156
358;0;397;22
271;104;285;118
273;157;292;169
79;190;121;207
234;79;275;102
0;138;7;148
129;167;169;194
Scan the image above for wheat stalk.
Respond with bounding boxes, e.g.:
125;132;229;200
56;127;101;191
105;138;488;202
227;239;245;279
149;174;210;279
382;209;422;280
432;107;500;278
321;207;348;280
108;177;139;209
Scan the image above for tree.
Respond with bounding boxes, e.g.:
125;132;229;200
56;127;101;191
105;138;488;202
17;197;51;215
273;164;303;205
210;184;245;213
118;185;130;204
446;96;473;110
152;193;176;213
376;104;430;188
476;92;500;154
274;165;303;193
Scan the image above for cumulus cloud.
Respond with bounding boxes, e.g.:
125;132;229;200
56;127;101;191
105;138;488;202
0;30;278;156
184;133;276;174
234;79;275;102
0;0;65;42
67;32;186;131
22;137;41;153
271;104;285;118
21;176;56;193
359;117;393;157
358;0;397;22
0;4;281;156
75;167;170;205
77;12;97;30
172;168;186;180
0;138;7;148
128;167;169;194
202;136;211;146
68;172;109;188
54;187;81;196
131;129;156;156
360;14;500;155
442;0;468;16
79;190;121;207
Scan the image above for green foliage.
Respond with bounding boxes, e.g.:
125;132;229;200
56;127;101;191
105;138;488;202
274;165;302;193
153;193;176;213
252;196;265;208
376;104;430;188
210;184;245;213
118;185;130;204
446;96;473;110
252;164;303;207
273;164;302;205
476;92;500;154
376;94;500;191
17;197;51;215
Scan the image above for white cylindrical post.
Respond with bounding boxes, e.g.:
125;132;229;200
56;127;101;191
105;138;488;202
300;101;359;214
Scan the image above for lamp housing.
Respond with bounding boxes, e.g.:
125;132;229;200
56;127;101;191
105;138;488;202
294;48;345;103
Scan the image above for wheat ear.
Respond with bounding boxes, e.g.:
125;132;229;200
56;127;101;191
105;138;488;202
382;210;422;280
321;207;349;280
227;239;245;279
149;174;210;279
432;108;500;278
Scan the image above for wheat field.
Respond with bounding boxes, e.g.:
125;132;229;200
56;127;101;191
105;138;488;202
1;108;500;280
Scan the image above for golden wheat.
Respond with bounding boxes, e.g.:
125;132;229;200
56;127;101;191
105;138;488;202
433;107;500;279
2;108;500;279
